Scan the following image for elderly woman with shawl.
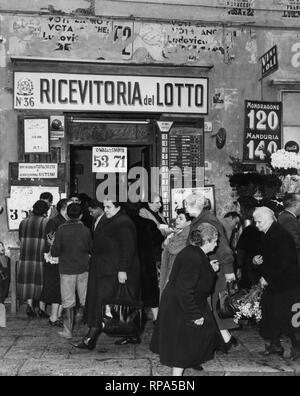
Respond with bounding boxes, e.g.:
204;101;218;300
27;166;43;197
160;209;192;296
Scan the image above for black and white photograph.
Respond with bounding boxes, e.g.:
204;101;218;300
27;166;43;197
1;0;300;380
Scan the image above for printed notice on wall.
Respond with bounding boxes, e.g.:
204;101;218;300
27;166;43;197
24;118;49;153
92;147;127;173
18;163;58;179
7;186;60;231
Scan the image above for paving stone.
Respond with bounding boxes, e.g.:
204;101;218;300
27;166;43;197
5;346;46;359
0;359;26;376
19;358;151;376
3;311;300;376
0;336;17;347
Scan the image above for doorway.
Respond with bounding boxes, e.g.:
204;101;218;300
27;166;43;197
70;144;152;201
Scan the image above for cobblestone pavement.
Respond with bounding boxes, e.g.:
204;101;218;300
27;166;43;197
0;308;300;376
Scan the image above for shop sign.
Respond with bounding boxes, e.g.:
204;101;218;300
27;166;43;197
243;100;282;163
14;72;208;114
156;121;173;132
260;45;278;79
18;163;58;179
92;146;127;173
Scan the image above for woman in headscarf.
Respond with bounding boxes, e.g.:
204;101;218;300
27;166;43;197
160;209;192;296
139;194;171;322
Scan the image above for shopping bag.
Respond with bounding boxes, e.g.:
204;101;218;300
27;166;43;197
216;282;247;319
102;284;144;337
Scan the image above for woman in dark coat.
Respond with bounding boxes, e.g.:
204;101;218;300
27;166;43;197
139;194;170;321
185;193;238;351
40;198;69;326
150;223;220;376
18;200;49;318
74;199;140;350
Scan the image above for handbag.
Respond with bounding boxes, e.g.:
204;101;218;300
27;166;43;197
216;281;247;319
102;283;144;337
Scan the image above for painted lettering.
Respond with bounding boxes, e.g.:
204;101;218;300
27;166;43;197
40;79;50;103
292;43;300;67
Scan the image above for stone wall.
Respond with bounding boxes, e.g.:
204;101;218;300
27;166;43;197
0;1;299;246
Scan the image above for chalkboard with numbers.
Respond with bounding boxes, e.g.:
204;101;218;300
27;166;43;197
168;124;204;188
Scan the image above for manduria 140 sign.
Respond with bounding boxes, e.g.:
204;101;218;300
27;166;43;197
243;100;282;163
14;72;208;114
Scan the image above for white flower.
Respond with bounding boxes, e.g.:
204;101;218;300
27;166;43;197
271;149;300;170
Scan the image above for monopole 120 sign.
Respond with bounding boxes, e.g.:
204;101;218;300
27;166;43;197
243;100;282;163
14;72;208;114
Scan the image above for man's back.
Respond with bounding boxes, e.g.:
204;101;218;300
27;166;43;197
278;210;300;267
51;220;92;275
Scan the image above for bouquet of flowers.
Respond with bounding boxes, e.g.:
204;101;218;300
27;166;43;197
234;284;263;324
270;149;300;173
269;149;300;194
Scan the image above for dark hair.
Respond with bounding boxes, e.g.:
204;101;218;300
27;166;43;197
40;192;53;203
189;223;218;246
237;196;259;220
88;199;103;210
78;193;91;204
69;193;80;202
104;200;121;208
224;211;241;221
176;208;192;222
32;200;49;216
283;193;300;209
56;198;69;213
67;203;82;220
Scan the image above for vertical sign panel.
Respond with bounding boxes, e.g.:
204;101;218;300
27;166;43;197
243;100;282;163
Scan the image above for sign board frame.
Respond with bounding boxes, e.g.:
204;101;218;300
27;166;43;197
23;117;50;154
92;146;128;173
243;100;282;163
260;45;279;80
14;72;209;115
171;185;215;219
6;186;60;231
18;163;58;179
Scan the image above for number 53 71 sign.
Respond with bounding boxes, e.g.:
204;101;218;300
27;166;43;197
243;100;282;163
92;146;127;173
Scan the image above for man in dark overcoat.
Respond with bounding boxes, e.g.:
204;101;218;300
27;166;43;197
278;193;300;268
253;206;300;360
74;200;140;350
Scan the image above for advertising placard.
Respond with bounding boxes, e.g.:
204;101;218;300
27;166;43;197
92;147;127;173
7;186;60;231
18;163;58;179
260;45;278;79
171;186;215;219
243;100;282;163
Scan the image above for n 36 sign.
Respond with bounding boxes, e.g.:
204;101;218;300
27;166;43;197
243;100;282;163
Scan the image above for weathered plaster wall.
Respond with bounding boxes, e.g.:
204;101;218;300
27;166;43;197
0;2;299;244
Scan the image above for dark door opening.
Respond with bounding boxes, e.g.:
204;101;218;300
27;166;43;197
70;144;151;202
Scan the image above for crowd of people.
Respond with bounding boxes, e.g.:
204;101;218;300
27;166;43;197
2;189;300;375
